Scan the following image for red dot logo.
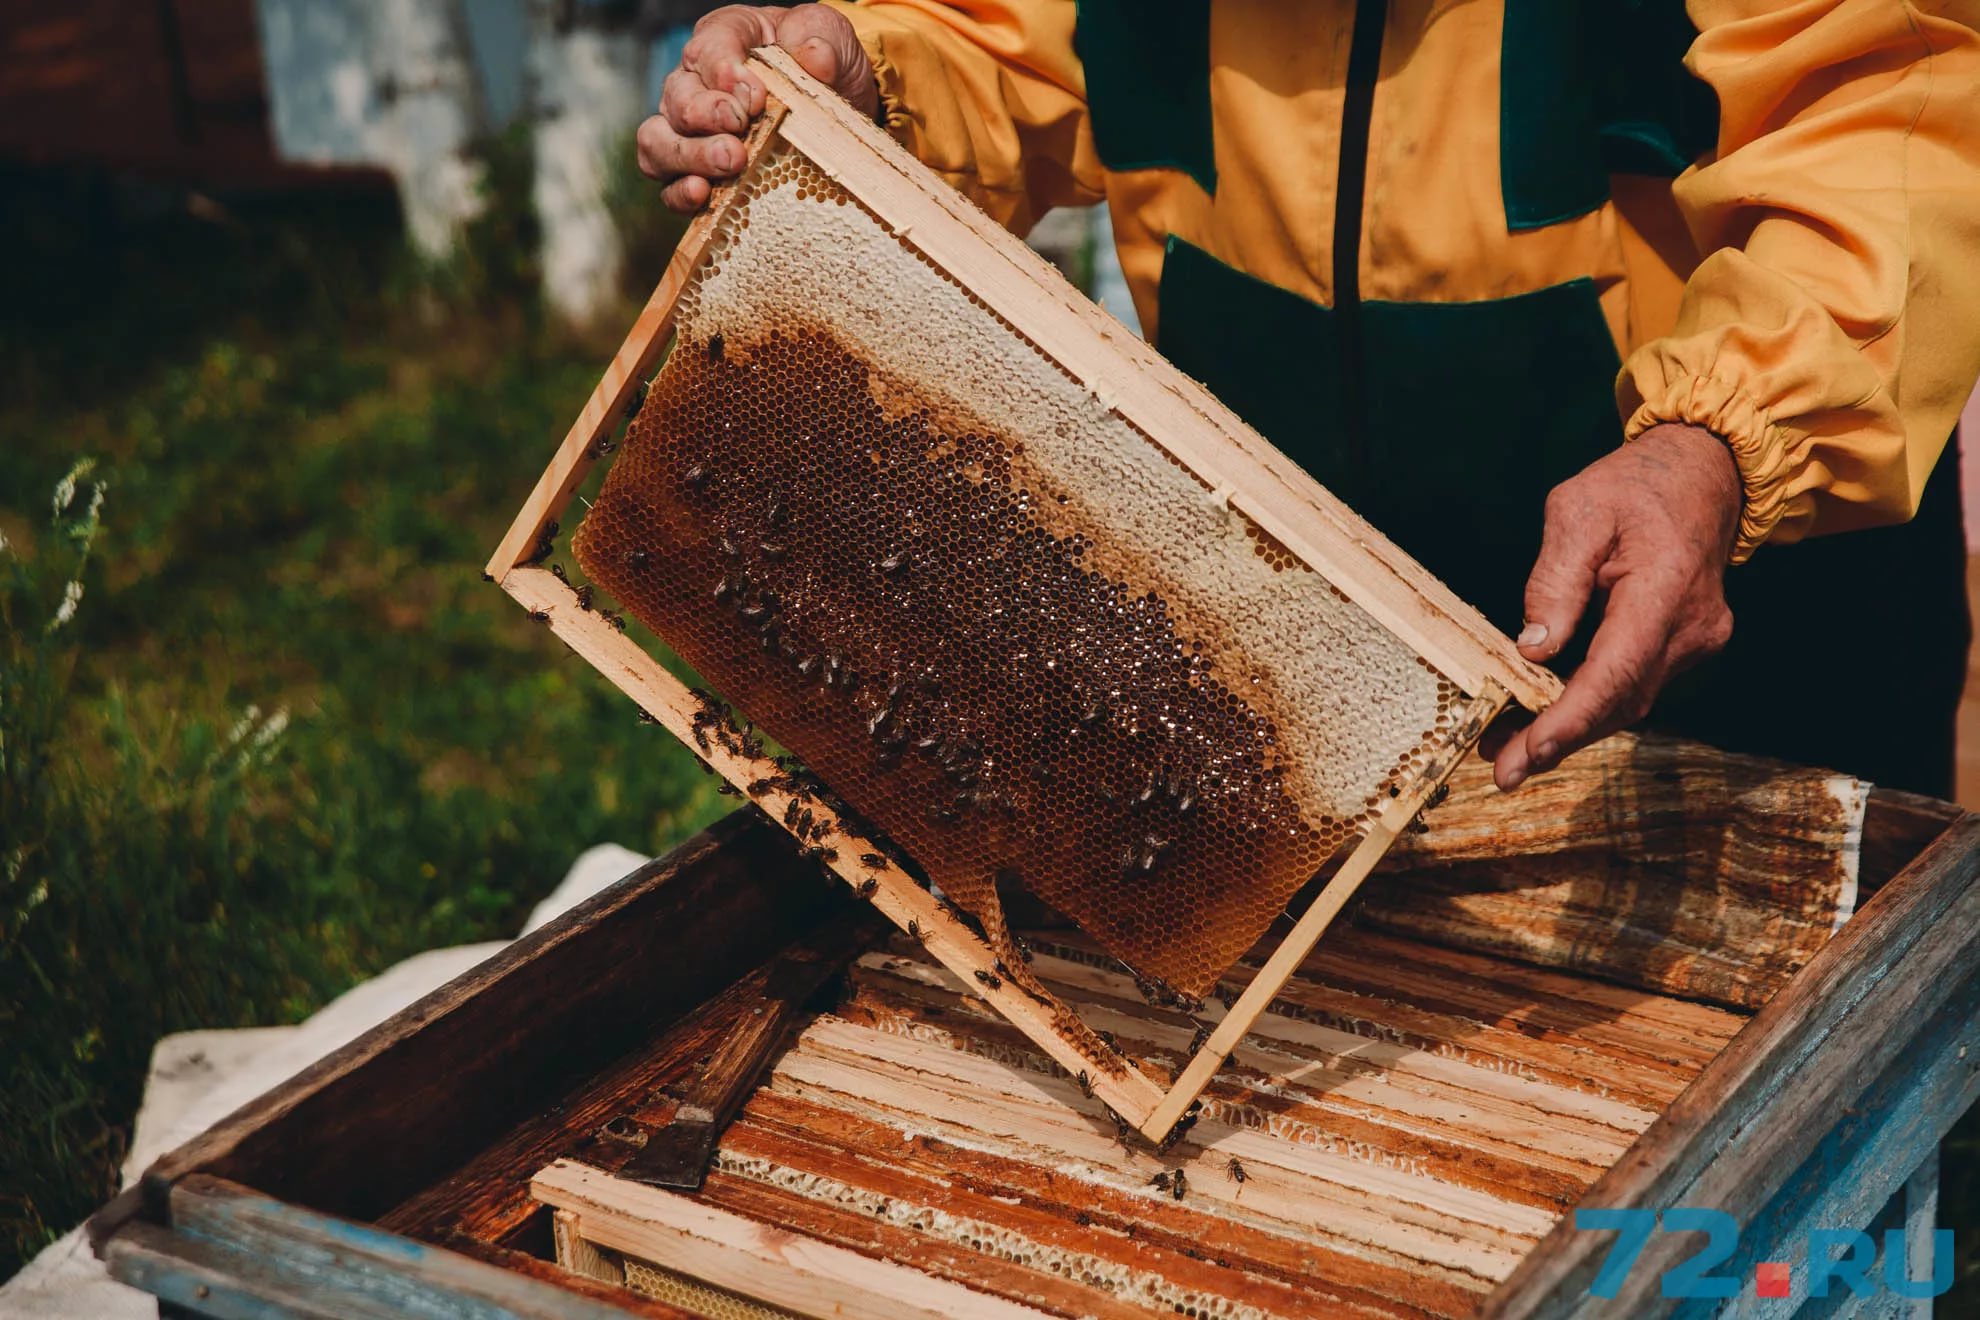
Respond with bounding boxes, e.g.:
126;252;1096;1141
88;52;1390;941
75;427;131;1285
1756;1262;1792;1299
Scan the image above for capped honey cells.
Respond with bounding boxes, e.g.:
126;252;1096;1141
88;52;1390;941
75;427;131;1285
571;145;1465;1001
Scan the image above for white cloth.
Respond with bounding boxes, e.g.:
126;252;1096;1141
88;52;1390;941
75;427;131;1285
0;843;650;1317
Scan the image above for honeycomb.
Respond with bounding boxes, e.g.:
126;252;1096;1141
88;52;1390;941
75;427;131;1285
573;145;1465;1001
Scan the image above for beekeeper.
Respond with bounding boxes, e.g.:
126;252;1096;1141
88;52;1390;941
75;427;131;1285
637;2;1980;797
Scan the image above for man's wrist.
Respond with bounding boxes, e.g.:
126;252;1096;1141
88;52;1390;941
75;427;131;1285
1633;421;1742;557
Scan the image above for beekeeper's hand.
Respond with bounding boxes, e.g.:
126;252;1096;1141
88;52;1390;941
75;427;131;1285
1490;423;1741;790
638;5;875;213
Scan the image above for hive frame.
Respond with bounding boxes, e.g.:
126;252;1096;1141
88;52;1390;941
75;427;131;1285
488;50;1552;1142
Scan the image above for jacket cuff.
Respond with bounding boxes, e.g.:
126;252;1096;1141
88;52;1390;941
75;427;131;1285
1620;372;1792;564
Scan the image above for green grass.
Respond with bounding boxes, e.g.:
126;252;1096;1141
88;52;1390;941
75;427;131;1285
0;150;724;1276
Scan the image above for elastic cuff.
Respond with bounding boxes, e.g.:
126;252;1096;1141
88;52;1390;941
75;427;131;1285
1622;373;1791;563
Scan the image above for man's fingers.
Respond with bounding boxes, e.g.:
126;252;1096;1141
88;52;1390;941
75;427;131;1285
684;7;781;114
636;114;746;182
1496;580;1670;789
660;67;748;136
1518;488;1614;662
773;7;875;115
661;174;713;213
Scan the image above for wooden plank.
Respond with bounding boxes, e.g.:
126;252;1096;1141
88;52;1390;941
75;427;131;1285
142;1175;651;1320
744;49;1559;714
484;103;789;581
534;1160;1055;1320
1709;978;1978;1318
138;811;842;1224
1480;811;1980;1317
1371;732;1865;1010
501;563;1167;1128
619;912;883;1190
1138;683;1508;1141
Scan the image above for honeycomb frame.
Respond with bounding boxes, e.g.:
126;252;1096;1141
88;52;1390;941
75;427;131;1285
488;50;1549;1143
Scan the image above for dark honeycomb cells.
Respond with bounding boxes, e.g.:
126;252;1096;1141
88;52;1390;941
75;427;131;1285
574;327;1363;999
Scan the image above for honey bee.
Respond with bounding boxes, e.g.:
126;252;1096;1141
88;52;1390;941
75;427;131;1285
803;845;838;864
573;584;594;610
1226;1157;1247;1185
1426;782;1451;809
620;378;648;422
636;710;659;725
973;969;1001;990
602;611;626;632
907;919;924;941
1148;1171;1172;1191
625;548;650;570
877;551;906;576
523;520;560;566
1187;1022;1211;1055
592;435;618;457
767;497;788;528
856;877;878;899
859;853;887;869
1075;1070;1092;1097
759;540;787;562
716;782;742;797
718;535;740;558
1171;1168;1188;1201
1073;1212;1093;1228
551;564;571;585
683;464;710;490
527;608;551;624
707;332;725;360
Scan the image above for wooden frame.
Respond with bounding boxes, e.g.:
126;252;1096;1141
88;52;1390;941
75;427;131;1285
485;49;1552;1143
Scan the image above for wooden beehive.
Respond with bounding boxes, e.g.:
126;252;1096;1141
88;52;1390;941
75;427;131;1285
90;775;1980;1318
486;50;1559;1145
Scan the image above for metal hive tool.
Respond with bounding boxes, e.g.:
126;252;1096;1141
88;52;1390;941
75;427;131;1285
489;50;1560;1143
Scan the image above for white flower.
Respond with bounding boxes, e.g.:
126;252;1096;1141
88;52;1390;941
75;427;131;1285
51;473;76;516
252;708;290;749
0;528;10;556
47;580;82;632
227;705;263;748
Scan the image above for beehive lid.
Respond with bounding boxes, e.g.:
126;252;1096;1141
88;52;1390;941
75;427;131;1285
488;50;1558;1142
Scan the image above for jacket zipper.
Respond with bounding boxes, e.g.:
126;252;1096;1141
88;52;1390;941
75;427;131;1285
1334;0;1387;480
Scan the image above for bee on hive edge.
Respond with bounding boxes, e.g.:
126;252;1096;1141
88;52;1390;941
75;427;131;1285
1187;1021;1212;1056
523;519;559;566
1170;1168;1188;1201
1425;782;1451;810
855;877;878;899
550;563;571;585
859;852;887;870
973;969;1001;990
1227;1157;1247;1185
527;608;551;624
601;611;626;632
573;584;594;611
1148;1170;1172;1191
803;845;838;864
907;919;924;942
636;710;659;725
1075;1070;1092;1097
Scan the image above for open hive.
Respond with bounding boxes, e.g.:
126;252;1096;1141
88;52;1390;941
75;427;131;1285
489;50;1559;1141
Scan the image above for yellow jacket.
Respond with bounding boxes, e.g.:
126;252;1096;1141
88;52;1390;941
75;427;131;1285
821;0;1980;566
